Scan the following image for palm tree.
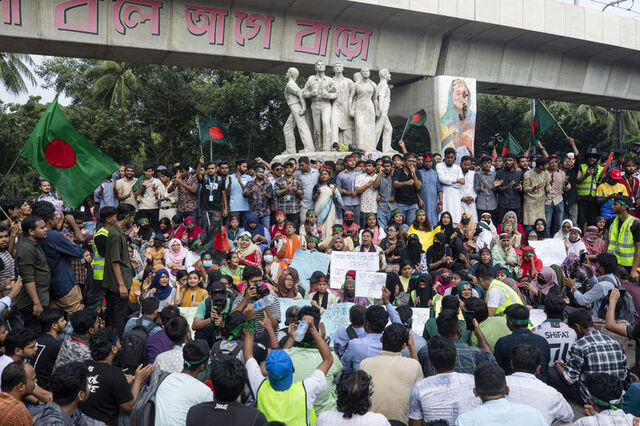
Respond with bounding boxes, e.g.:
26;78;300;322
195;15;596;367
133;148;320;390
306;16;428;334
0;53;36;95
84;60;139;108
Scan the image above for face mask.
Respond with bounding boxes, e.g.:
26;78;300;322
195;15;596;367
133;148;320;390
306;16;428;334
263;255;274;263
203;261;213;268
344;288;355;298
80;258;86;265
345;220;353;226
461;217;470;225
442;275;452;284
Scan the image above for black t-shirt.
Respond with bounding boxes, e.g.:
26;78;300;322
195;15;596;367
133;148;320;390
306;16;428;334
565;165;579;205
392;168;422;205
186;401;268;426
79;361;133;426
34;333;62;390
198;175;226;211
604;216;640;241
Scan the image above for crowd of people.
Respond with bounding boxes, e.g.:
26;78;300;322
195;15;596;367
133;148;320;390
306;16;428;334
0;136;639;425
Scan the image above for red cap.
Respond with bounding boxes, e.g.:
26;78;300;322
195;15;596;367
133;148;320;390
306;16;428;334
609;168;622;181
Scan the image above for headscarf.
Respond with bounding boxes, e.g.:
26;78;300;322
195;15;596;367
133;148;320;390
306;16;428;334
476;222;493;252
150;269;172;301
276;267;299;298
409;273;433;308
457;211;476;236
496;210;525;238
437;212;455;242
582;226;606;255
406;234;424;266
137;217;153;241
531;267;558;295
329;235;347;251
533;218;547;240
554;219;573;240
243;212;266;239
567;227;587;257
520;246;542;278
385;272;403;301
167;238;188;265
234;231;260;260
427;232;447;260
480;212;497;236
455;281;475;301
502;277;527;303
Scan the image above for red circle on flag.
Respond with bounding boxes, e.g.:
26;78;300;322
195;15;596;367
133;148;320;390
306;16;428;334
411;114;422;123
44;139;76;169
208;126;224;139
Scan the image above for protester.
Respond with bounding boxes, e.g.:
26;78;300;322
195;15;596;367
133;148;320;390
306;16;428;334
33;309;67;391
572;373;637;425
0;361;36;426
53;309;99;371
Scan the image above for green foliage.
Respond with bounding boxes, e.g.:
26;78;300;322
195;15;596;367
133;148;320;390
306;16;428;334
0;53;35;95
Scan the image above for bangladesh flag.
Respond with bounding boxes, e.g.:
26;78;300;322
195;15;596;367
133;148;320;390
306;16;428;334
531;99;557;142
21;96;119;209
404;109;427;133
198;119;231;149
502;133;523;155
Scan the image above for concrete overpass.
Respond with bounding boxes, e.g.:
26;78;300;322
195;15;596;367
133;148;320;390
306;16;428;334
2;0;640;111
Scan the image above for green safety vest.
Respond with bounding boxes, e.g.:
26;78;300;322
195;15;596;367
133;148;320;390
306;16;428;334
256;380;316;426
577;164;603;197
485;280;523;315
92;227;109;281
607;215;637;267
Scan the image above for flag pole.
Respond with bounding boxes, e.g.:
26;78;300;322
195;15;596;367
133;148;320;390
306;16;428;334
195;118;204;158
399;117;410;142
0;145;27;221
538;100;570;139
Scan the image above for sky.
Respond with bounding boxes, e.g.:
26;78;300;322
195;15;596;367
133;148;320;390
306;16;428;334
1;0;639;107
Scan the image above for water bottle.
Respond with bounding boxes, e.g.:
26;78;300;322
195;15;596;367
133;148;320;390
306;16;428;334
253;293;276;311
294;321;308;342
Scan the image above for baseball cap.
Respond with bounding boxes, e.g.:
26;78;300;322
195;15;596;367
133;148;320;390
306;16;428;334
609;169;622;181
209;281;227;302
265;349;294;391
184;216;196;224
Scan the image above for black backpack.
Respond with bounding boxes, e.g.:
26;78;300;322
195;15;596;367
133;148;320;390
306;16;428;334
120;319;156;371
130;371;171;426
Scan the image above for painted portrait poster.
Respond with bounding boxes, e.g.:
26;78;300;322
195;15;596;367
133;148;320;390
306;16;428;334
438;77;476;155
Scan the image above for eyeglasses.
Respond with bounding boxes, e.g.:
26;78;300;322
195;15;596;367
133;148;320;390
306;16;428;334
284;276;294;281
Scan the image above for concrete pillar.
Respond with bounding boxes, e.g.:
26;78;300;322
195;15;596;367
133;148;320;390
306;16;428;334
390;76;477;155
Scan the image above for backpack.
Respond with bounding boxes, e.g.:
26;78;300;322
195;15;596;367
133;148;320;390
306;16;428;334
205;339;255;406
597;276;638;325
120;319;157;371
130;371;171;426
346;325;359;339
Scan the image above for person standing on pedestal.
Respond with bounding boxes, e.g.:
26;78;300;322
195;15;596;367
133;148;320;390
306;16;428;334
283;67;314;153
303;60;337;151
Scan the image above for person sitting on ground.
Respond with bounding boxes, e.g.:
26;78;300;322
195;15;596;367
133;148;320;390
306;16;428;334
244;308;333;425
33;309;67;391
475;264;524;317
145;305;180;365
0;360;36;425
316;370;391;426
155;339;213;426
563;252;620;317
532;294;577;366
408;336;480;426
572;373;638;426
123;296;162;337
551;308;627;405
505;345;573;424
418;309;494;377
360;323;422;424
53;309;99;372
455;363;548;426
186;355;268;426
78;327;154;425
333;304;367;358
464;297;510;352
396;304;427;356
494;304;551;382
151;316;190;386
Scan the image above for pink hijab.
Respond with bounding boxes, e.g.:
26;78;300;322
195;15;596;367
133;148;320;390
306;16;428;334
531;267;558;295
167;238;188;265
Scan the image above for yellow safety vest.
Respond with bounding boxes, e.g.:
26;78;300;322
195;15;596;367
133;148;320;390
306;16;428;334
92;227;109;281
256;380;316;426
431;293;464;320
485;280;523;315
607;215;637;267
577;164;603;197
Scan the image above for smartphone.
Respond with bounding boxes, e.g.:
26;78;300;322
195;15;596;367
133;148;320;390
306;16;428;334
579;251;586;264
463;310;475;331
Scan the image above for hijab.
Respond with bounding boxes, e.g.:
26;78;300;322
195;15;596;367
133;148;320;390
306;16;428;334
502;277;527;303
437;212;455;242
150;269;172;301
554;219;573;240
532;267;558;295
457;212;476;236
330;235;347;251
406;234;424;266
409;273;433;308
427;232;447;260
476;222;493;252
533;218;547;240
167;238;188;265
276;267;299;298
582;226;606;255
234;231;260;260
243;212;266;239
385;272;403;301
567;228;587;257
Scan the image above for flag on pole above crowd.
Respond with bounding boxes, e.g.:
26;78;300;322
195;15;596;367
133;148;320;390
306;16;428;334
21;96;119;209
531;99;559;142
400;109;426;140
502;133;523;155
197;119;232;149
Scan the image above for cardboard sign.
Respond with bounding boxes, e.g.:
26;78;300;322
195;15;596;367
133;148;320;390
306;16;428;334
321;302;354;340
355;271;387;299
277;298;312;329
528;239;567;267
290;249;331;291
330;251;379;289
411;308;431;336
529;308;547;328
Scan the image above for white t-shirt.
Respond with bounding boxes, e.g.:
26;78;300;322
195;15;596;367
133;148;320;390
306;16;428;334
486;287;507;310
245;357;327;425
155;372;213;426
532;319;577;365
316;411;391;425
354;173;378;214
138;178;161;210
0;354;13;389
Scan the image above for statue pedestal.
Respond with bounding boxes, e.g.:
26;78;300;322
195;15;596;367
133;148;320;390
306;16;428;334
271;150;398;164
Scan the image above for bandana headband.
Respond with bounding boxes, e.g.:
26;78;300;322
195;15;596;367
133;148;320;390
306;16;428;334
587;391;622;411
306;210;316;217
506;316;531;326
615;198;630;208
416;209;425;215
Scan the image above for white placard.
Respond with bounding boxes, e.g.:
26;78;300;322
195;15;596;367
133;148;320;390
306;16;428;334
529;308;547;328
528;239;567;267
411;308;430;336
330;252;380;289
355;271;387;299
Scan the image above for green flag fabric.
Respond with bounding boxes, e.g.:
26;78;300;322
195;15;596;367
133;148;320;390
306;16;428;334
404;109;427;132
21;96;119;209
531;99;556;141
198;119;231;149
502;133;523;155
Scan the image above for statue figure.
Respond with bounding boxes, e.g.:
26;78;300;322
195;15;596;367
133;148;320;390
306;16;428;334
349;67;378;152
303;60;337;151
375;68;392;152
330;63;354;148
283;67;314;153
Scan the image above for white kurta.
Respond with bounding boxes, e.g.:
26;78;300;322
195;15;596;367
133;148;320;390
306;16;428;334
460;169;478;222
436;162;464;224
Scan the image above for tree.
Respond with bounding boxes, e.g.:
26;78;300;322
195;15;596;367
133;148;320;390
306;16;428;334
84;60;139;108
0;53;35;95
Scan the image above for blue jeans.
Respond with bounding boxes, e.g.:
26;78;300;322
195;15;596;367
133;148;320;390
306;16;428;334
397;203;418;226
259;215;270;229
377;207;392;228
545;201;564;237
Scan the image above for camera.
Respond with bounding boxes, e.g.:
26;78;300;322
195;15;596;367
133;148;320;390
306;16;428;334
255;283;270;297
463;310;475;331
579;251;587;264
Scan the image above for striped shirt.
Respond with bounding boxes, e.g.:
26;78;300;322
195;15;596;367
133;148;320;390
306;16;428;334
0;392;32;426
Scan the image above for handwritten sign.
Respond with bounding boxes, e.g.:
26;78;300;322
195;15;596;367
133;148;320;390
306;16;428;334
179;307;198;329
330;251;379;289
529;308;547;328
277;298;311;329
411;308;430;336
355;271;386;299
528;239;567;267
290;249;331;291
321;302;354;340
